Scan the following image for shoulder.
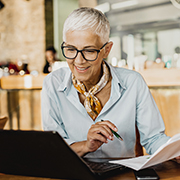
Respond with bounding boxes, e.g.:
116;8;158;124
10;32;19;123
109;65;145;86
113;66;141;77
43;67;71;89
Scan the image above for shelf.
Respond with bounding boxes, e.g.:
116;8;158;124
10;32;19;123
138;68;180;87
0;68;180;90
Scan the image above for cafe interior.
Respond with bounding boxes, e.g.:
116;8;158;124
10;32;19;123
0;0;180;147
0;0;180;180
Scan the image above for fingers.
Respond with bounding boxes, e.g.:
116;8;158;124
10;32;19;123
175;156;180;163
175;156;180;160
100;120;118;132
91;123;113;141
86;120;118;153
90;132;109;143
88;120;118;143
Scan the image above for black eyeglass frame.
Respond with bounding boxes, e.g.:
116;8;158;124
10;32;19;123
61;42;108;61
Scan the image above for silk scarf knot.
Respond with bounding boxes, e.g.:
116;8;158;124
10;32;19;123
72;61;110;120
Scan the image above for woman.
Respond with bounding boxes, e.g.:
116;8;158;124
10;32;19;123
41;7;180;160
43;46;60;73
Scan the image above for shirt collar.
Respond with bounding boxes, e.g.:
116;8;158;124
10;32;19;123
57;61;126;92
105;61;126;91
57;68;72;92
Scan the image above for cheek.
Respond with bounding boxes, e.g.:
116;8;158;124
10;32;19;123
67;60;73;67
91;60;102;73
94;56;103;66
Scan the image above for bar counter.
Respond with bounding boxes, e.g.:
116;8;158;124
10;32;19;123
139;68;180;87
0;74;46;90
0;68;180;89
0;68;180;135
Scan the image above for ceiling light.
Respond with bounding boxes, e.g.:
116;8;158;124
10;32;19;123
95;2;110;13
111;0;138;10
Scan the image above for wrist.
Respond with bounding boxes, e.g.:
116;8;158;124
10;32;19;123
70;141;90;157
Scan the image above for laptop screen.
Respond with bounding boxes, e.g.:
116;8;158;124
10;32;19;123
0;130;97;180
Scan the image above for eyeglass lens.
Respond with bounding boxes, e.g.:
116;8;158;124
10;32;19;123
63;47;98;61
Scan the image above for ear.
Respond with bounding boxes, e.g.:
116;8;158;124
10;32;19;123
103;41;113;59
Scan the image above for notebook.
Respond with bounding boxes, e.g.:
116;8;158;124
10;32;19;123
0;130;125;180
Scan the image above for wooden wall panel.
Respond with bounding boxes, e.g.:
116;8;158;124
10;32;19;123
1;86;180;137
150;88;180;137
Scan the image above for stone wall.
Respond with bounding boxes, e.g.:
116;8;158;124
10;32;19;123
0;0;45;73
79;0;97;7
0;0;99;131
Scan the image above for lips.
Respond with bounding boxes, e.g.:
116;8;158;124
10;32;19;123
75;65;90;72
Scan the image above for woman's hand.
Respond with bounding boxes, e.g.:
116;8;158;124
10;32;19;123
70;120;118;157
85;120;118;153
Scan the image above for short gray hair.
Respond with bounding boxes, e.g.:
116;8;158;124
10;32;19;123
63;7;110;44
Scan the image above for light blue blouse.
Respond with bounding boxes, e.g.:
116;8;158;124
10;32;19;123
41;62;170;158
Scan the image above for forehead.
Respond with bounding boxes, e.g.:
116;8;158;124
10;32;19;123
65;30;102;48
46;50;54;55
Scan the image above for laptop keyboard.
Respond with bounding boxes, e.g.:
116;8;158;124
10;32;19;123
86;161;123;173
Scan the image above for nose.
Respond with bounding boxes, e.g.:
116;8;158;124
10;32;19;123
74;51;86;64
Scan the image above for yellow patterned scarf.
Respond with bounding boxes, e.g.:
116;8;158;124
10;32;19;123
72;61;110;120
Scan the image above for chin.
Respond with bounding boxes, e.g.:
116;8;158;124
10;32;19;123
76;77;88;83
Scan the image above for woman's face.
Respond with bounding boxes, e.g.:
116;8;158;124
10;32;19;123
45;50;55;64
65;30;112;87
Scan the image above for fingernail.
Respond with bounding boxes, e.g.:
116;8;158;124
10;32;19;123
114;127;118;131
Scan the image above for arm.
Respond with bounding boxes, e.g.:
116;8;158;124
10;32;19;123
135;73;170;154
41;78;75;144
71;120;118;157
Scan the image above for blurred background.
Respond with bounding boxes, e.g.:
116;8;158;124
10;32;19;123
0;0;180;137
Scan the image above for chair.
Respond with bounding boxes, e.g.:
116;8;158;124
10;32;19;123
135;125;143;157
0;116;8;129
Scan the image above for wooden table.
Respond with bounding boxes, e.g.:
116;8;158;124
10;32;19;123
0;160;180;180
0;74;46;129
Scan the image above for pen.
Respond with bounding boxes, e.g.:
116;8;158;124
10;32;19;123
101;120;123;141
111;129;123;141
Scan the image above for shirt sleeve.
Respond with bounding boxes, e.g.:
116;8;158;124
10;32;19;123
135;73;170;155
41;76;76;145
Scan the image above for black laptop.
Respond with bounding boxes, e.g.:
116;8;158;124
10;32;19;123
0;130;125;180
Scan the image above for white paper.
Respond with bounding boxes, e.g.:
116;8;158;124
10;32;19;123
109;133;180;171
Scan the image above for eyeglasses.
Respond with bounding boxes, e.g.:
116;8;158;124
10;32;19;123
61;42;108;61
